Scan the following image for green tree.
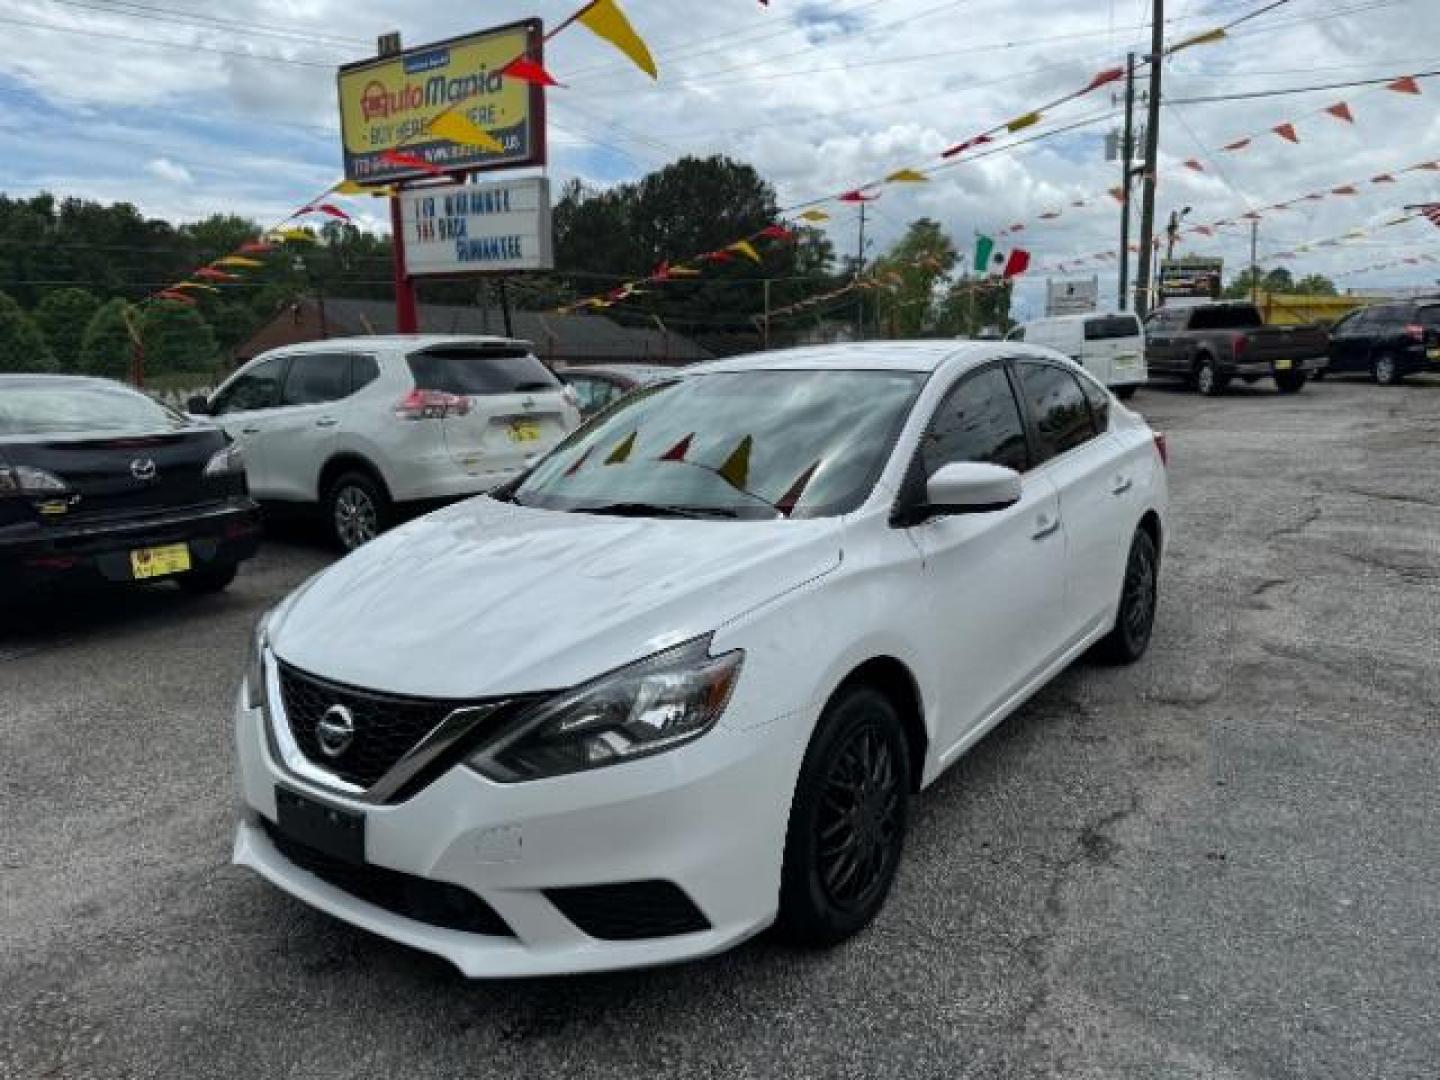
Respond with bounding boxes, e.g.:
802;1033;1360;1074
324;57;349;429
140;301;218;375
80;298;137;379
934;276;1015;338
0;290;56;372
1223;266;1335;299
33;287;101;371
870;218;958;337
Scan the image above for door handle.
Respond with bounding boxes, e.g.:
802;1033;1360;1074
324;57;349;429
1111;476;1133;495
240;427;260;435
1031;514;1061;541
315;418;339;428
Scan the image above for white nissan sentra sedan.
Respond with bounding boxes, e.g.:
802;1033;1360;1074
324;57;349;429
233;341;1168;977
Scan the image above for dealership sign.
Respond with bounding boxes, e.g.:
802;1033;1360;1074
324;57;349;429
337;20;545;184
1160;257;1224;301
400;178;553;276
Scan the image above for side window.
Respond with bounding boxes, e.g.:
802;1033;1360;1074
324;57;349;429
352;355;380;392
567;375;601;413
919;365;1029;476
281;353;353;406
1018;362;1098;462
212;356;287;414
1007;326;1026;342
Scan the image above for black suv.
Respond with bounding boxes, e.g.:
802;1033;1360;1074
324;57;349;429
1324;300;1440;385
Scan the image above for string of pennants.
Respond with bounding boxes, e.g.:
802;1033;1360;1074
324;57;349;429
1044;155;1440;274
761;264;1014;325
551;9;1265;314
996;73;1431;243
140;0;662;310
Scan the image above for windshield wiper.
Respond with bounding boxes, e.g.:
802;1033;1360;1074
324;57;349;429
571;502;743;520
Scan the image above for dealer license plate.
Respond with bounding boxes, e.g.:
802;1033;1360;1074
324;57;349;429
1274;359;1293;371
509;419;542;443
130;542;190;580
275;787;365;863
1427;347;1439;360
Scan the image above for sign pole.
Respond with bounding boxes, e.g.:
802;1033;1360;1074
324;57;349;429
390;191;419;333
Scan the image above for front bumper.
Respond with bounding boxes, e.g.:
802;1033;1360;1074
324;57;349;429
0;499;261;597
232;681;809;977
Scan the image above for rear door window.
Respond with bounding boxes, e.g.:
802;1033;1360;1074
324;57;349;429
1018;362;1098;462
1084;316;1141;341
408;347;559;396
213;356;287;414
1188;306;1263;330
281;353;354;406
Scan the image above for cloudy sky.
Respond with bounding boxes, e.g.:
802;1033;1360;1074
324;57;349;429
2;0;1438;316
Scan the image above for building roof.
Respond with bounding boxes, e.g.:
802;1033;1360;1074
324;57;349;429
309;298;713;363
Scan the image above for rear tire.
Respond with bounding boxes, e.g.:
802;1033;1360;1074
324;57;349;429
1097;527;1159;664
177;561;238;595
325;470;390;552
1195;359;1227;397
1275;372;1307;394
776;685;911;948
1373;353;1403;386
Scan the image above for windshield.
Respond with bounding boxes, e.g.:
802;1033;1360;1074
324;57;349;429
0;382;189;437
510;369;927;519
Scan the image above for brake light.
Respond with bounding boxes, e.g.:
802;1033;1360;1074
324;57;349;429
393;389;471;420
1233;333;1248;357
1403;323;1425;342
1153;431;1169;466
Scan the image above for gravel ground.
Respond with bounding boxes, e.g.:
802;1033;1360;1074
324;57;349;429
2;375;1437;1080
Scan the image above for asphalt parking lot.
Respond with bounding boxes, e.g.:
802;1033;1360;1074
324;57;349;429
3;375;1438;1080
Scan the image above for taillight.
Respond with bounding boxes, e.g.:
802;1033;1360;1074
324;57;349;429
1403;323;1425;342
1153;431;1169;466
393;389;471;420
1233;333;1248;357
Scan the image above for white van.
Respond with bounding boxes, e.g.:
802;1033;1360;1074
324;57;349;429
1009;312;1147;398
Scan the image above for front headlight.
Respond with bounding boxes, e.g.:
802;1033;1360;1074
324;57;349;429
243;610;271;710
204;443;244;477
468;636;744;783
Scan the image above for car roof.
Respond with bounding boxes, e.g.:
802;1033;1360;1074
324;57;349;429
1025;311;1138;326
565;363;677;378
691;341;1016;375
260;334;534;357
0;373;130;389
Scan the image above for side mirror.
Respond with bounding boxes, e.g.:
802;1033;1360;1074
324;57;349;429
186;395;211;415
922;462;1022;517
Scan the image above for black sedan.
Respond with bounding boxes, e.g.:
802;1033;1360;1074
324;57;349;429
0;375;261;602
1324;300;1440;385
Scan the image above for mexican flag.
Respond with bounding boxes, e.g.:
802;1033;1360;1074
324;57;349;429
974;234;1032;278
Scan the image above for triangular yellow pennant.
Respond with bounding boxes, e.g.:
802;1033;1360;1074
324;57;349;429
172;281;219;293
885;168;929;183
1168;26;1226;53
798;209;830;222
1006;112;1042;133
728;240;762;264
215;256;264;269
605;431;637;464
669;265;702;277
429;111;505;153
717;435;753;491
331;179;368;195
576;0;657;80
272;228;316;243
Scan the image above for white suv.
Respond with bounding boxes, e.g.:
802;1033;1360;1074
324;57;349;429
194;336;581;549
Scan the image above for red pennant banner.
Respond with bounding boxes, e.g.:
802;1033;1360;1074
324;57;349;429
1386;76;1421;95
1272;123;1299;144
238;240;274;254
1224;138;1252;152
1371;173;1396;183
1085;67;1125;92
501;56;563;86
757;224;796;241
837;189;878;202
1324;102;1354;123
157;290;195;304
379;149;446;175
195;267;238;281
940;134;992;159
1183;159;1205;172
1330;185;1358;195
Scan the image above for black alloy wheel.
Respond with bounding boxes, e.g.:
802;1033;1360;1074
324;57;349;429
777;685;911;947
326;470;389;552
1195;360;1228;397
1098;526;1159;664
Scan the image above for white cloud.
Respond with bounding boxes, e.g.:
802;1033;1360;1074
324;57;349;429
144;157;195;185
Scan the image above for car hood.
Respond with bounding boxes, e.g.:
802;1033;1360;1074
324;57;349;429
270;497;843;698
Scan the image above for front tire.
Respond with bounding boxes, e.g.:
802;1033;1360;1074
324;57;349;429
1097;527;1159;664
1195;359;1227;396
176;561;238;595
776;685;911;948
325;470;389;552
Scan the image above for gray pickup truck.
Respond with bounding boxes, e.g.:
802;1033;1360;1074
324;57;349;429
1143;301;1328;395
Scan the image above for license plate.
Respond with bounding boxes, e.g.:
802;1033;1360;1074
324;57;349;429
508;419;542;443
1274;359;1293;371
275;787;365;864
1114;353;1139;367
1427;348;1439;360
130;542;191;579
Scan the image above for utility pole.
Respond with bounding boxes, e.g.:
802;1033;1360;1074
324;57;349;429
1250;218;1259;304
1135;0;1164;316
762;278;772;349
854;201;867;341
1118;52;1137;311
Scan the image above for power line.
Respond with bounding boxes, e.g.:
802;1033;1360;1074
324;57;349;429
1167;68;1440;103
35;0;369;48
